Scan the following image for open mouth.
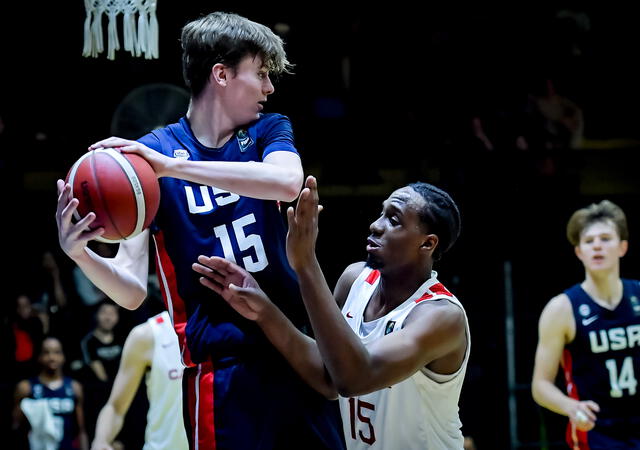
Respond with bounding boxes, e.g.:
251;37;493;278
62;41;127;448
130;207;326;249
367;237;381;251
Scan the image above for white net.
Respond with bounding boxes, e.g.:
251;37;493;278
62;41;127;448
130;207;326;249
83;0;159;60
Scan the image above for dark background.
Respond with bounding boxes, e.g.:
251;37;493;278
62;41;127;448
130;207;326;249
2;3;640;449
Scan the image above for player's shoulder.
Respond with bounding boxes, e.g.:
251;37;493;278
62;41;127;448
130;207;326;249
408;296;465;330
544;293;573;314
334;262;367;307
129;320;154;345
538;292;574;332
250;113;291;132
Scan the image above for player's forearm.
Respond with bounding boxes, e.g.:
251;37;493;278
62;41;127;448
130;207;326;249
166;159;302;202
92;404;124;448
532;378;574;416
257;303;338;399
295;259;373;395
72;248;146;310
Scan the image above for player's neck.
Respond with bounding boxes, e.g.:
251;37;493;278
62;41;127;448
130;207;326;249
582;270;623;308
187;97;236;148
374;269;431;311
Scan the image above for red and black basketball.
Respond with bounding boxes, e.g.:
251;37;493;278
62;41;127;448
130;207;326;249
66;148;160;243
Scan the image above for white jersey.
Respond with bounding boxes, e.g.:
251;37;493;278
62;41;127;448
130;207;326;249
144;312;188;450
339;267;470;450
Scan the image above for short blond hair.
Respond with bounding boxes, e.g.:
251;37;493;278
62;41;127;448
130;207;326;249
566;200;628;246
181;12;292;98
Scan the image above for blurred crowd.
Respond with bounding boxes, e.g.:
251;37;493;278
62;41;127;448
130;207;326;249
1;242;165;448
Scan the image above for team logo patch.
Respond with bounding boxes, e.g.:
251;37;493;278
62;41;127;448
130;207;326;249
236;129;254;152
173;149;190;159
578;304;591;317
385;320;396;335
631;296;640;315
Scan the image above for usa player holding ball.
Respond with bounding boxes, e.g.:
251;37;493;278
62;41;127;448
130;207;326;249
532;200;640;449
56;12;344;450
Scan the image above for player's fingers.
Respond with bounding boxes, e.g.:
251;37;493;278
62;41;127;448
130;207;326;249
287;206;296;229
199;276;224;295
88;137;133;150
59;198;80;224
198;255;232;276
584;401;600;413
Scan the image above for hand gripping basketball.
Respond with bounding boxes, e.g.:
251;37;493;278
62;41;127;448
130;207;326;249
65;148;160;242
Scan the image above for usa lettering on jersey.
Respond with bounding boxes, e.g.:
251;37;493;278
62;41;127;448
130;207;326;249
589;324;640;353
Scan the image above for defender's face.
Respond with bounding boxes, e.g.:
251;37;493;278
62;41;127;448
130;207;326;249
40;338;65;372
366;187;429;271
225;55;275;123
575;220;627;273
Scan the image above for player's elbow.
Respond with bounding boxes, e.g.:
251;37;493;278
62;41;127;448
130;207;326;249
531;377;546;406
117;287;147;310
280;175;303;202
335;377;369;398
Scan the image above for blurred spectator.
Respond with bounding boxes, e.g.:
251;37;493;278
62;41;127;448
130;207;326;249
80;300;125;442
80;301;124;384
12;336;89;450
8;294;45;383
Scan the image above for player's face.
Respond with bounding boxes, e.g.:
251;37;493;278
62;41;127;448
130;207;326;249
366;187;430;271
575;220;628;273
39;338;65;372
225;55;275;124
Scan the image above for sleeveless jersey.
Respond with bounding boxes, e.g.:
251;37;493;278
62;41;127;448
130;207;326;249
143;311;188;449
338;267;470;450
138;114;306;366
563;279;640;448
29;376;78;450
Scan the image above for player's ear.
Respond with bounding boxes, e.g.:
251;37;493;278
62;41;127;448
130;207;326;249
420;234;438;253
619;239;629;257
211;63;229;86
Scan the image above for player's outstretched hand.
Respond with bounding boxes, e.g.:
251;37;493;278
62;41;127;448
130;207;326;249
286;175;323;271
569;400;599;431
55;179;104;260
88;137;171;177
193;256;272;321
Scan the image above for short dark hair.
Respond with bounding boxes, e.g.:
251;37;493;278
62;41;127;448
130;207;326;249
181;11;292;98
566;200;628;246
409;182;461;261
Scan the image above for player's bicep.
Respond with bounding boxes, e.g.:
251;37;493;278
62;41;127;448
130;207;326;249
533;296;572;382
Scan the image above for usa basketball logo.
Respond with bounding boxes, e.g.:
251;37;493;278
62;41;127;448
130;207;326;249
578;304;591;317
173;149;190;159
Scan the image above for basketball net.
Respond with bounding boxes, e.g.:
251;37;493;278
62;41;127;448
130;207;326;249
83;0;159;60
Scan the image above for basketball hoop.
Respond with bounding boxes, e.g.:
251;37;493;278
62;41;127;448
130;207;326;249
83;0;159;60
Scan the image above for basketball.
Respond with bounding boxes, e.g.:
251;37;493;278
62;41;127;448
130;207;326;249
66;148;161;243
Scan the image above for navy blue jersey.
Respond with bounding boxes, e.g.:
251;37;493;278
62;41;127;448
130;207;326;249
139;114;307;365
29;376;78;449
563;279;640;447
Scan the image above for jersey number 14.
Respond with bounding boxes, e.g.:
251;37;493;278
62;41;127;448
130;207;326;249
605;356;637;398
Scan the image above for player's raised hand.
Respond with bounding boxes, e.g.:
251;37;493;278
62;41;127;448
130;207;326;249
193;256;272;321
88;137;171;177
286;175;323;271
55;179;104;260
